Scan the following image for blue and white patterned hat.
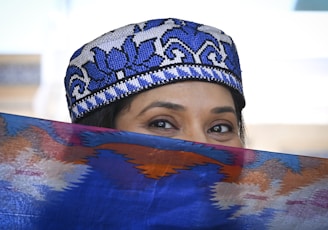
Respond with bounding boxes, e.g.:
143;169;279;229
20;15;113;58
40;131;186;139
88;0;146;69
65;18;245;122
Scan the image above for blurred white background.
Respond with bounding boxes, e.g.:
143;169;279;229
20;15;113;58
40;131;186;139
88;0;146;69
0;0;327;156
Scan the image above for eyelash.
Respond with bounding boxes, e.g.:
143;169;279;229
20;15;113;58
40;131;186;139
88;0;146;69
148;119;177;130
208;123;233;134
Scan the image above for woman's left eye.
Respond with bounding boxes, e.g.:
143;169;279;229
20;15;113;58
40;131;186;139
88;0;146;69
208;124;232;133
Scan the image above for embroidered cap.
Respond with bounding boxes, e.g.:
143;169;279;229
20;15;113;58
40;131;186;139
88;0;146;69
65;18;245;122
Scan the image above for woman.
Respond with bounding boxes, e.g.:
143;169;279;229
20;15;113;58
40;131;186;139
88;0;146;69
64;18;246;147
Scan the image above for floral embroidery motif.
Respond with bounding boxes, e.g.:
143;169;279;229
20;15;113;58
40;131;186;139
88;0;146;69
83;36;164;92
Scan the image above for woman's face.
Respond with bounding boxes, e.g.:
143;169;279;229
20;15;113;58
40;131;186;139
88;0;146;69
115;81;243;148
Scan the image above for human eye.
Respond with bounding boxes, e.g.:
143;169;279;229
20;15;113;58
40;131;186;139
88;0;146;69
148;119;176;130
208;123;233;134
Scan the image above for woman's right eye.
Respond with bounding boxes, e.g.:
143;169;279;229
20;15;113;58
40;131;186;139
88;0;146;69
148;119;176;129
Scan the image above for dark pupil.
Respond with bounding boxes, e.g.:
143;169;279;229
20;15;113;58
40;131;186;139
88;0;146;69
212;125;221;132
157;121;165;127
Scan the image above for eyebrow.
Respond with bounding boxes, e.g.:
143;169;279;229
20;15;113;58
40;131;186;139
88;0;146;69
210;106;237;115
138;101;236;117
138;101;185;116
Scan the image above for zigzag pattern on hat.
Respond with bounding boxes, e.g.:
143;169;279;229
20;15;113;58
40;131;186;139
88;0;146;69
70;65;242;119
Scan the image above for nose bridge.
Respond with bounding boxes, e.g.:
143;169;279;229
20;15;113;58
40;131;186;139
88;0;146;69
182;124;207;143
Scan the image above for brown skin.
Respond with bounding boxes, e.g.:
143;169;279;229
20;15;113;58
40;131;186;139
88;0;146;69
115;81;243;148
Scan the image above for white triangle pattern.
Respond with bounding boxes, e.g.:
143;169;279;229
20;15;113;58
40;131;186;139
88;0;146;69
71;65;242;120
